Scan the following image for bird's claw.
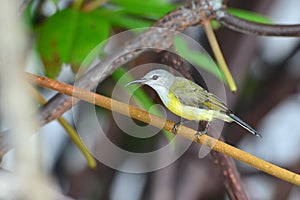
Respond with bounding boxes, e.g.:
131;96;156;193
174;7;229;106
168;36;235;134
172;121;182;135
194;122;210;142
173;121;210;141
194;130;207;142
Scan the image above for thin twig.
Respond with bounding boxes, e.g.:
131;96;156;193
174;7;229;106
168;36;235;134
215;9;300;37
26;72;300;186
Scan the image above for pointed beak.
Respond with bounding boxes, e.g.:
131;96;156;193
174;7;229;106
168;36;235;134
125;79;147;87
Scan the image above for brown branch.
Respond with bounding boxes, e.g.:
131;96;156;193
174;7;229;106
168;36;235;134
210;135;249;200
215;9;300;37
213;152;244;199
25;72;300;186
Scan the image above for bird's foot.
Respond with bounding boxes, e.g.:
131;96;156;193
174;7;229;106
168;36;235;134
172;121;182;135
194;122;210;142
172;120;189;135
173;120;210;142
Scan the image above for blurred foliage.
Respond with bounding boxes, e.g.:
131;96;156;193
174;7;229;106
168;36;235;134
211;8;271;29
32;0;270;141
34;0;176;78
228;8;272;24
32;0;270;78
173;35;225;83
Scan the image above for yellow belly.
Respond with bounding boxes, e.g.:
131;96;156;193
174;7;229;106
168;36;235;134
162;91;233;122
165;92;215;121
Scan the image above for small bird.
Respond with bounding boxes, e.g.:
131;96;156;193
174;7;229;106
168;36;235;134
126;69;262;138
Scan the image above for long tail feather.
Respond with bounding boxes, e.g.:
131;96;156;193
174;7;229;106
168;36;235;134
229;113;262;138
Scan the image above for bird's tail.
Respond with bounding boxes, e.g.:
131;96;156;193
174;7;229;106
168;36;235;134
228;113;262;138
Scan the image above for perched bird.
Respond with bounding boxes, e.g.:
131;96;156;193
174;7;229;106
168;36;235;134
126;69;262;138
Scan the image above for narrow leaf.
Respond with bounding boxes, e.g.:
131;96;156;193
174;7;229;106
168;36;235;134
174;36;225;82
228;8;272;24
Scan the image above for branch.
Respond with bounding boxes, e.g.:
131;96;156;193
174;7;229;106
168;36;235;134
211;150;249;200
26;72;300;186
215;9;300;37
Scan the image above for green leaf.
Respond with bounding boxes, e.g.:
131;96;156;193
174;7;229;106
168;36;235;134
211;20;221;29
173;36;225;82
93;8;152;29
228;8;272;24
110;0;177;19
50;0;59;4
36;9;110;78
110;14;153;29
211;8;272;30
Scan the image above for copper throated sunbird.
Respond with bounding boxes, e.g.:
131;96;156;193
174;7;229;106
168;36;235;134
126;69;262;138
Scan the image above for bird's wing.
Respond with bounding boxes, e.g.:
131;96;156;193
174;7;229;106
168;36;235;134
171;77;229;112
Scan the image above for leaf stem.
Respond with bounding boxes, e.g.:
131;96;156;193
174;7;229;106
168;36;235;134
203;21;237;93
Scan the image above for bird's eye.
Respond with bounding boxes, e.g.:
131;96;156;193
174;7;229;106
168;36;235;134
152;75;158;80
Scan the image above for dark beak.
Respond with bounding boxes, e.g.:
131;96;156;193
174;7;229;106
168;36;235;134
125;79;147;87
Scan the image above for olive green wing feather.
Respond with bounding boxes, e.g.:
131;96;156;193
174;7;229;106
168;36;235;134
171;77;229;112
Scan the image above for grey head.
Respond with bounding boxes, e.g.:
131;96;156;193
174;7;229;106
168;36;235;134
125;69;175;89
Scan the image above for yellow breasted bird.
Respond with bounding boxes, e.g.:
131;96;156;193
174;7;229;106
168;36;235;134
126;69;262;138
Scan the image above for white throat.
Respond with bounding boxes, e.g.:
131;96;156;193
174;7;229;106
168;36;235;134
148;84;170;106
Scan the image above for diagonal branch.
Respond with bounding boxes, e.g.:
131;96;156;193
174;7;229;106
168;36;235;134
26;72;300;186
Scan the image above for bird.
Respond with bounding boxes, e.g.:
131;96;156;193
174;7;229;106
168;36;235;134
125;69;262;139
